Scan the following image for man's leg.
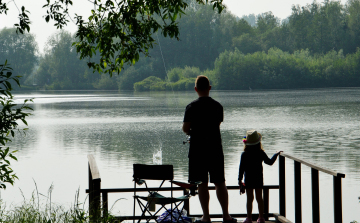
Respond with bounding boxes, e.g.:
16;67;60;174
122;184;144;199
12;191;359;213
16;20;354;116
214;181;233;221
198;181;211;222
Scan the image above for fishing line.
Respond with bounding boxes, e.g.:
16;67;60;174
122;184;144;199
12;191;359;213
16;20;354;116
155;32;168;76
155;31;180;110
152;31;187;163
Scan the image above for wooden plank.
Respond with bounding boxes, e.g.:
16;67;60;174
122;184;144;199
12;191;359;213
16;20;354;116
294;161;302;223
213;222;275;223
87;154;100;179
311;168;320;223
86;185;280;193
263;188;269;221
88;164;94;219
119;213;276;221
280;153;345;178
274;213;293;223
333;176;343;223
102;192;108;217
279;155;286;217
187;213;274;218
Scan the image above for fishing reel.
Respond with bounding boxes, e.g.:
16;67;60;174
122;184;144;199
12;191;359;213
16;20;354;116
182;135;190;145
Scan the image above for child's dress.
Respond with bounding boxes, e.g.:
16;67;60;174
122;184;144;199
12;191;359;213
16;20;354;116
238;150;279;188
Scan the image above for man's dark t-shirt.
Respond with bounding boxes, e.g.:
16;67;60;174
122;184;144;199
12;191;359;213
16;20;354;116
183;97;223;159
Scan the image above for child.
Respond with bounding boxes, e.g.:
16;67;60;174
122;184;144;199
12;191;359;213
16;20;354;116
238;130;282;223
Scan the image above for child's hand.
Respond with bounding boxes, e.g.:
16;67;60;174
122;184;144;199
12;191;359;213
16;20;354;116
239;182;245;195
276;150;283;155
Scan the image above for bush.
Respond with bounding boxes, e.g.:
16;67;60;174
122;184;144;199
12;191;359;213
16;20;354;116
134;76;164;91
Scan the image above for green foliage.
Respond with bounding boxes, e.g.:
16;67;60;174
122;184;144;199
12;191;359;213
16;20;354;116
0;2;31;34
134;66;202;91
93;74;118;90
134;76;167;91
118;61;155;90
35;31;99;90
171;78;196;91
167;67;183;82
0;187;119;222
213;47;360;90
151;5;236;71
167;66;201;81
4;0;360;92
256;12;279;34
41;0;225;75
0;61;33;189
232;33;263;54
0;28;38;85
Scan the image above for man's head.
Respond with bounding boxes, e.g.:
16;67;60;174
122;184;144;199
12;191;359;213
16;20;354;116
195;75;211;96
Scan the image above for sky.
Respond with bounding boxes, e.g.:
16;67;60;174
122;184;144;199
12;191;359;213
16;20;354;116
0;0;348;54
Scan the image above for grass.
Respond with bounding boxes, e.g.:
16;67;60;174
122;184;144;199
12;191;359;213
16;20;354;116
0;184;119;223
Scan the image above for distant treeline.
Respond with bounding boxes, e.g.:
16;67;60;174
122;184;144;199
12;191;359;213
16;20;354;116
1;0;360;90
133;48;360;90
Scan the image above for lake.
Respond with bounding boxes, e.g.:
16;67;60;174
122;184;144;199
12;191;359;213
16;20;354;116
3;88;360;222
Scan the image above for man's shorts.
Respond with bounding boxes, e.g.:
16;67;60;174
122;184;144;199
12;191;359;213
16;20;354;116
188;156;225;183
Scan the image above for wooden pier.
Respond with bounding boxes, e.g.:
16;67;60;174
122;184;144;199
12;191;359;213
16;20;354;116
86;153;345;223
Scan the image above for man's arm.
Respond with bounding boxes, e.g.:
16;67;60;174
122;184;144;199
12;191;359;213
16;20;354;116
182;122;191;134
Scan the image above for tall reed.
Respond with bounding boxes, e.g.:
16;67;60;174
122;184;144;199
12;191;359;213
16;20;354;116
0;184;118;223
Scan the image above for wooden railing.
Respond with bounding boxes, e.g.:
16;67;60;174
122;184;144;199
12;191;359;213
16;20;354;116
87;154;287;221
87;152;347;223
278;153;346;223
88;154;102;221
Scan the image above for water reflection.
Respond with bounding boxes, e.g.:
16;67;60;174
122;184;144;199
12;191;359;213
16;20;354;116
6;88;360;222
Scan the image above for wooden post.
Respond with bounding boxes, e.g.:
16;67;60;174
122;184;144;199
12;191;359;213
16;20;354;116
263;188;269;220
333;175;343;223
93;178;101;220
88;155;101;222
183;189;190;215
311;168;320;223
294;161;302;223
102;192;108;217
88;164;94;220
279;155;286;217
133;181;136;223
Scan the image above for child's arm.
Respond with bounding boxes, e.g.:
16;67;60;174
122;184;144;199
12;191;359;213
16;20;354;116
238;152;246;184
263;150;282;165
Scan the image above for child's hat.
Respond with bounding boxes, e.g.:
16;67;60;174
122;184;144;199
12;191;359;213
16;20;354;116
243;130;262;145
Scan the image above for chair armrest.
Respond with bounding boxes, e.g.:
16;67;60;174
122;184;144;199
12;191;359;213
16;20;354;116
171;181;202;196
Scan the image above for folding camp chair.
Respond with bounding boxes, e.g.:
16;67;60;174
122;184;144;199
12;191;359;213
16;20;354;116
133;164;198;223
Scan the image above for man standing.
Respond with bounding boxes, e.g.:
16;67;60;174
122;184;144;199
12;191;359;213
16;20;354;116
182;75;236;223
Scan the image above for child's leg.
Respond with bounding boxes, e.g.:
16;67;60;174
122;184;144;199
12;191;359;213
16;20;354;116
245;188;254;219
255;188;264;218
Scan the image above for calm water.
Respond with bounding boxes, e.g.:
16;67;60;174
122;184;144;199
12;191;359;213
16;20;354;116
3;89;360;222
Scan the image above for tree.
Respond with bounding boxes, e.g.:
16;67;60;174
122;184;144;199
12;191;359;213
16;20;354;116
347;0;360;52
1;0;225;75
232;33;263;54
38;0;226;75
36;31;96;89
0;28;38;85
256;12;279;34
